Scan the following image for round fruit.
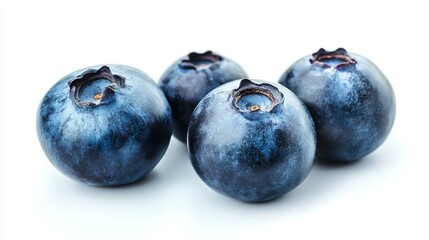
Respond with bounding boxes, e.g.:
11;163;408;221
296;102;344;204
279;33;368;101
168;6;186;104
36;65;172;186
279;48;396;162
159;50;248;143
187;79;316;202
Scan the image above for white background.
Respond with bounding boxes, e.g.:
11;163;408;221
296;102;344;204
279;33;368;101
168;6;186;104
1;0;428;239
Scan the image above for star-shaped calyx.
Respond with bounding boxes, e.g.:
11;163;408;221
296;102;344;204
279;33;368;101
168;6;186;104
310;48;357;70
232;79;284;115
179;51;223;70
69;66;125;107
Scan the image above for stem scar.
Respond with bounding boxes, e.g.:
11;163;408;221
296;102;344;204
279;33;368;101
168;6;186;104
250;105;260;111
93;93;103;101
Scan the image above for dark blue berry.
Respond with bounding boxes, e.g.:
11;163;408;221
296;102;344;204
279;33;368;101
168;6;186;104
188;79;316;202
37;65;172;186
279;48;396;162
159;51;247;143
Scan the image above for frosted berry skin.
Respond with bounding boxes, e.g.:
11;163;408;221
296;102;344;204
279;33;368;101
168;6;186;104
36;65;173;186
159;51;248;143
279;48;396;162
187;79;316;202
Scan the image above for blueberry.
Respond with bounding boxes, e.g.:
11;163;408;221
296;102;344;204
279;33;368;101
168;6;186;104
159;50;248;143
187;79;316;202
36;65;173;186
279;48;396;162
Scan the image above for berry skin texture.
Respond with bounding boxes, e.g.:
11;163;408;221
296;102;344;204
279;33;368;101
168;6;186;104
279;48;396;162
159;50;248;143
36;65;173;186
187;79;316;202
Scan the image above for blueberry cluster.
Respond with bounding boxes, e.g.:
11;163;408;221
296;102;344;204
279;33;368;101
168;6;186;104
37;49;395;202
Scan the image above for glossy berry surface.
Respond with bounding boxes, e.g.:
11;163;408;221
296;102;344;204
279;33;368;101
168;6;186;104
159;51;248;143
187;79;316;202
279;48;396;162
36;65;173;186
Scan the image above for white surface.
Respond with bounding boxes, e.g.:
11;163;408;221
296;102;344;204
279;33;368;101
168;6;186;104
1;0;428;239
